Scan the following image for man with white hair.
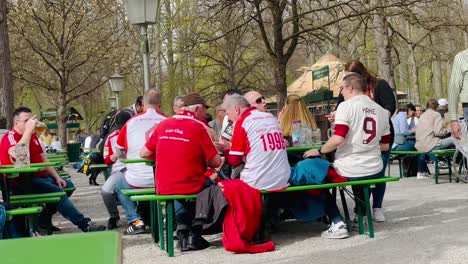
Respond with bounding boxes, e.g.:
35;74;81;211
216;94;290;190
244;91;267;112
140;93;222;251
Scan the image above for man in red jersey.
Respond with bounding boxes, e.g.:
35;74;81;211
0;107;105;234
140;93;222;251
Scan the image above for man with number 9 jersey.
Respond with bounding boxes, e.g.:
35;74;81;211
304;73;391;178
220;95;290;190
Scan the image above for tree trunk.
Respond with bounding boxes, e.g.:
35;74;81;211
432;59;443;98
408;46;420;105
164;0;176;113
57;96;68;147
372;3;397;107
274;58;288;110
0;0;14;128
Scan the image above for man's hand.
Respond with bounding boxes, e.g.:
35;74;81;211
55;177;67;188
214;141;231;152
450;121;461;140
25;115;38;132
303;149;320;158
110;152;120;162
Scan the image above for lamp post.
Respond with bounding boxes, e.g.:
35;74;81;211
108;96;117;111
109;73;125;109
125;0;160;92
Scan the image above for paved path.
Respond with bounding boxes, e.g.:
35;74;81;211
54;163;468;264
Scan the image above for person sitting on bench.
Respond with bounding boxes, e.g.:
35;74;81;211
415;99;456;179
101;110;132;229
304;73;391;239
0;107;106;234
115;89;167;235
140;93;222;251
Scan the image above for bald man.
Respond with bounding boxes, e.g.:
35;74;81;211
245;91;267;112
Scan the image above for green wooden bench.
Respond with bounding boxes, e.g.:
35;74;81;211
390;149;455;184
0;231;122;264
125;177;400;257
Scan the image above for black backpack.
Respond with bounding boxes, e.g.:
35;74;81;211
97;108;134;154
402;155;419;177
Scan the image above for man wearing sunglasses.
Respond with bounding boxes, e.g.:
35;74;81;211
245;91;267;112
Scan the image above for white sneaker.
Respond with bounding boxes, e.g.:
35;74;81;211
416;172;429;179
373;208;385;222
321;221;349;239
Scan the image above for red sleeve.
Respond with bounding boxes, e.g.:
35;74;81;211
116;124;128;151
199;127;218;162
0;133;14;165
103;136;114;165
224;151;243;167
229;122;247;156
333;124;349;138
380;134;391;144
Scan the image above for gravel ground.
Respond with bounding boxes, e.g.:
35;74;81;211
53;162;468;264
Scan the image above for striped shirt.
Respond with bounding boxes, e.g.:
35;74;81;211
448;49;468;121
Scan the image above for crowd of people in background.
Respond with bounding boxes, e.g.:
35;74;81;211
1;50;467;255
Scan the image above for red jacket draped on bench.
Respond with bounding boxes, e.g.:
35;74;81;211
219;180;275;254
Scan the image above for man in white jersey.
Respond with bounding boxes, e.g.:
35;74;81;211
115;89;167;235
304;73;391;239
245;91;267;112
217;94;290;190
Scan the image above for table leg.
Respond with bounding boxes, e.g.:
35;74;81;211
150;201;159;243
356;193;364;235
398;157;403;178
448;157;452;183
166;200;174;257
363;186;374;238
339;187;351;232
157;202;165;251
435;156;439;184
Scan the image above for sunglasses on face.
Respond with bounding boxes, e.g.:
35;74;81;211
255;96;265;104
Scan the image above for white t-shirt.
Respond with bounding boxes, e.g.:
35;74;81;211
229;107;290;190
84;136;92;150
117;108;167;187
104;130;125;174
333;95;391;177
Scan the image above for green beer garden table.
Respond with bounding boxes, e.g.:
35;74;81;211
0;231;122;264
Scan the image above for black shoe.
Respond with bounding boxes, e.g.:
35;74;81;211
125;220;145;235
82;221;106;232
36;225;53;236
176;230;189;251
50;225;61;232
107;216;120;230
187;235;210;251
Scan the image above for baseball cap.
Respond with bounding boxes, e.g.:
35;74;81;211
438;98;448;106
182;93;211;108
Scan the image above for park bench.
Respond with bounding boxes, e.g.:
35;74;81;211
390;149;455;184
124;176;400;257
0;231;122;264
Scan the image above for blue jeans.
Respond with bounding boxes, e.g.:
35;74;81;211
12;176;89;230
115;177;141;224
371;150;390;209
0;205;5;239
417;137;456;172
393;140;415;151
324;170;383;221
